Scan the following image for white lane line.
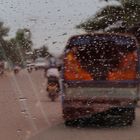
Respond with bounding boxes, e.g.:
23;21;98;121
24;71;51;127
10;73;38;133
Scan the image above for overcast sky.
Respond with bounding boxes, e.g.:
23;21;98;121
0;0;119;55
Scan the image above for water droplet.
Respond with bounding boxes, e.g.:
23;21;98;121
17;129;22;133
19;97;27;101
21;109;26;114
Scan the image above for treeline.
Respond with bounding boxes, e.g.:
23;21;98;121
76;0;140;43
0;22;50;67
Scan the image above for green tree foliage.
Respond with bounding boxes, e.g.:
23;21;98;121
15;28;33;53
41;45;50;58
9;28;33;65
6;39;22;64
0;21;33;66
76;0;140;34
33;45;50;60
0;22;10;60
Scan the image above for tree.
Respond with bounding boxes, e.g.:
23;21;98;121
33;45;50;60
15;28;32;53
0;21;22;65
9;28;33;66
6;39;22;65
0;22;9;38
0;22;10;60
40;45;50;58
76;0;140;34
0;22;33;66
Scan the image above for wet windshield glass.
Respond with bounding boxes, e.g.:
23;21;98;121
0;0;140;140
64;34;138;80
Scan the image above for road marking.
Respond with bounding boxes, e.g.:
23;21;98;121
10;73;38;133
24;71;51;127
25;130;31;139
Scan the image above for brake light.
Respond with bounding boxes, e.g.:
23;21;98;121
64;52;93;80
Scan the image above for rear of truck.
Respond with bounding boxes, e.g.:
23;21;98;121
62;33;139;125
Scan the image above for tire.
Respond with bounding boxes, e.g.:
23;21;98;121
50;96;55;102
0;71;4;76
64;120;78;126
65;119;87;127
28;69;32;73
65;121;72;126
14;70;18;74
48;92;56;102
121;108;135;126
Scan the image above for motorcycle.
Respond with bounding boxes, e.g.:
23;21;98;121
27;66;33;73
46;76;60;101
14;68;19;74
14;66;20;74
0;69;4;76
0;62;4;76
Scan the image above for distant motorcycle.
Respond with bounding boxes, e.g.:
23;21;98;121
0;69;4;76
14;66;20;74
46;76;60;101
14;69;19;74
0;62;4;76
27;67;33;73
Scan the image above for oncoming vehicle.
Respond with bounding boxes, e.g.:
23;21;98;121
34;57;47;70
26;60;34;72
62;33;140;126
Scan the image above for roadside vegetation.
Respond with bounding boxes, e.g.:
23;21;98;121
0;22;50;67
76;0;140;42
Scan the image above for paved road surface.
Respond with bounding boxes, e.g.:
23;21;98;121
0;70;62;140
29;108;140;140
0;70;140;140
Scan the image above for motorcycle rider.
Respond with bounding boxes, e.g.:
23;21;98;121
44;56;60;78
13;64;20;74
44;56;61;101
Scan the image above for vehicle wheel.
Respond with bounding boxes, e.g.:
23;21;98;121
48;93;56;102
0;71;4;75
121;118;133;126
65;120;78;126
126;120;133;126
65;120;72;126
134;99;138;105
122;108;135;126
50;97;55;102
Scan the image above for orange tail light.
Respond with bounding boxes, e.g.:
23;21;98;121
64;52;93;80
108;52;137;80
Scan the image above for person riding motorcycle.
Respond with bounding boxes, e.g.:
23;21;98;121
45;66;60;90
13;65;20;74
44;55;60;100
45;67;60;101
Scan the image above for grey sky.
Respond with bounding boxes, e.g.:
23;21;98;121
0;0;119;55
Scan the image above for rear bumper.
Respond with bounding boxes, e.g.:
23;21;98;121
35;66;45;69
62;98;135;121
63;106;135;121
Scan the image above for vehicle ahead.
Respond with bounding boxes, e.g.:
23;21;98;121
0;61;4;76
26;60;34;73
46;76;60;101
34;57;47;70
62;33;140;126
13;65;21;74
45;67;60;101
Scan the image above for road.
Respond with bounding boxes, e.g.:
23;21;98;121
0;70;62;140
0;70;140;140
